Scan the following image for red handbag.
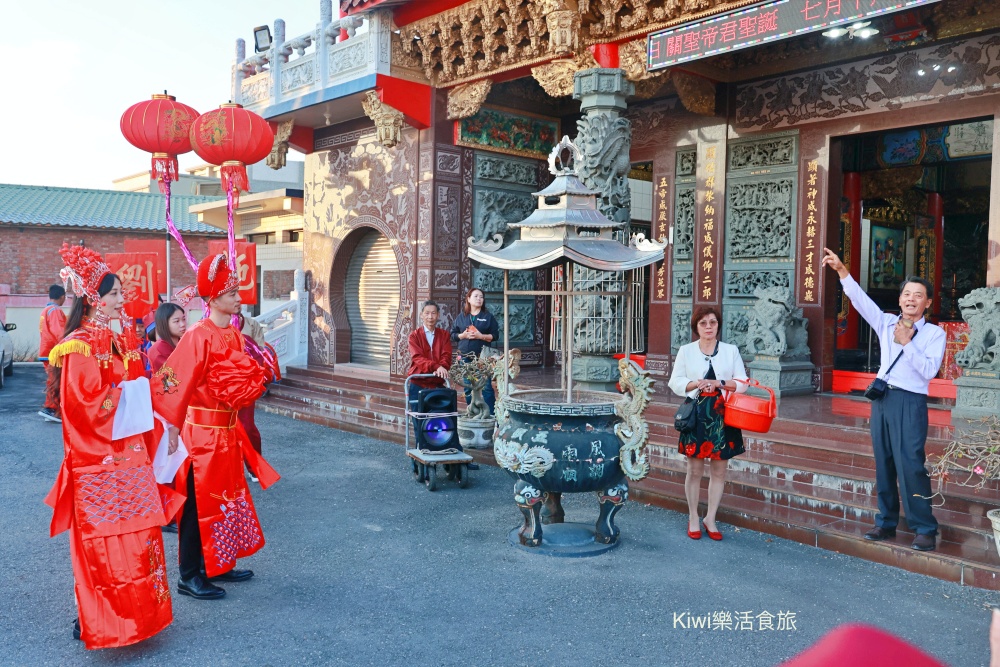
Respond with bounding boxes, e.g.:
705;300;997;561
724;378;776;433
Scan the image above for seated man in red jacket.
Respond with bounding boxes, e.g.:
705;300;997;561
408;300;469;460
407;299;451;400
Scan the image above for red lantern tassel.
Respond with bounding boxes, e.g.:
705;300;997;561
151;155;179;195
220;162;249;210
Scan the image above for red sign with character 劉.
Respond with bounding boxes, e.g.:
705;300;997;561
207;241;258;305
106;253;160;319
123;239;167;294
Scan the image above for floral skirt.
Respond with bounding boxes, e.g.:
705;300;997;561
678;390;745;461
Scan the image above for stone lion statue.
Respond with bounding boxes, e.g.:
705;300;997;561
744;286;810;360
955;287;1000;372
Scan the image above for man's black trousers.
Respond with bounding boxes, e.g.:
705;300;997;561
178;472;205;580
870;387;938;536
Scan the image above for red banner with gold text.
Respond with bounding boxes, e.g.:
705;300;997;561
106;253;160;319
207;241;258;305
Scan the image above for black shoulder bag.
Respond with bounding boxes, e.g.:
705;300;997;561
673;344;716;433
864;326;917;401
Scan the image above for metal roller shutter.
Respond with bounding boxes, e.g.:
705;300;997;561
346;231;400;370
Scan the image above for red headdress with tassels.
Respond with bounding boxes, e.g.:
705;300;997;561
56;243;143;374
58;244;113;304
197;253;240;301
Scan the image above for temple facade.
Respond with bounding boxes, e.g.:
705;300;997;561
225;0;1000;587
233;0;1000;405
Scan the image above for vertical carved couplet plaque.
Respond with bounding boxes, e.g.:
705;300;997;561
797;151;825;306
653;173;670;304
695;133;726;306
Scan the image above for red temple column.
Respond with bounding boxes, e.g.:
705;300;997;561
589;44;620;68
838;172;862;347
927;192;944;318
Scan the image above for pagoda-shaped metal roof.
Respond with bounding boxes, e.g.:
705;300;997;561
467;136;666;272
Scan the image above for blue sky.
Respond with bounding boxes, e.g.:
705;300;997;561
1;1;321;189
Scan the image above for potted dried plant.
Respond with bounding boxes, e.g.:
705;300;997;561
449;350;499;449
928;416;1000;549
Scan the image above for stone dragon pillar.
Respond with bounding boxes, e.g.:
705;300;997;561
570;68;635;391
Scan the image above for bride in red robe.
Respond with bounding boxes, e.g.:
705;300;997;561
45;244;180;649
151;253;278;600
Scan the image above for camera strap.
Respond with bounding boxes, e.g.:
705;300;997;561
880;323;918;381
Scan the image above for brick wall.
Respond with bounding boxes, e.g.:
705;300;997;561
0;224;222;295
263;269;296;300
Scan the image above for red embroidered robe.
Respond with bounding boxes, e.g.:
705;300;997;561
151;319;278;577
45;326;176;650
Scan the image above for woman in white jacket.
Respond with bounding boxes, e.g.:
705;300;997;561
668;305;749;541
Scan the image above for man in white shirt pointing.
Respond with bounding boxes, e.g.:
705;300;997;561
823;247;946;552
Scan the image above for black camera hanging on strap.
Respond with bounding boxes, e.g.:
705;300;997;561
864;325;917;401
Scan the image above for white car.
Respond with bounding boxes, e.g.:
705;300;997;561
0;319;14;389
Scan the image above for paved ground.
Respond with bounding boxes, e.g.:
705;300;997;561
0;364;995;666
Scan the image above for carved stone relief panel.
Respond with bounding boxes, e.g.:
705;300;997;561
671;305;692;354
723;306;752;355
436;149;462;179
435;184;460;259
472;188;537;244
734;34;1000;131
460;149;474;299
302;128;418;374
673;184;695;262
494;298;535;345
417;268;430;290
724;270;792;299
725;178;795;260
728;135;797;173
626;97;681;154
434;270;458;289
472;268;536;293
723;132;800;360
676;149;696;178
418;182;433;258
475;154;538;187
673;271;693;299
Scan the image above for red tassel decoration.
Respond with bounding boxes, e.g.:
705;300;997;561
220;163;249;210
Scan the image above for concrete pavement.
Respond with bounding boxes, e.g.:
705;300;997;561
0;364;993;666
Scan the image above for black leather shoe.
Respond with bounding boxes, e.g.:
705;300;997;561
210;568;254;583
177;575;226;600
467;462;480;471
864;526;897;541
72;619;81;641
912;534;936;551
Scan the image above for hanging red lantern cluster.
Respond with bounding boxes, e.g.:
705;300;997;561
120;93;199;194
189;103;274;208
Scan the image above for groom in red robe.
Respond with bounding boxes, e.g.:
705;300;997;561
152;253;279;600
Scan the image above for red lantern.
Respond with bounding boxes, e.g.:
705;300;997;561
120;93;199;193
189;103;274;206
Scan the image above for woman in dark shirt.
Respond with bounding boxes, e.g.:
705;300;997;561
450;288;500;415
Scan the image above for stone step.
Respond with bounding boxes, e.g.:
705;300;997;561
630;474;1000;590
646;451;997;551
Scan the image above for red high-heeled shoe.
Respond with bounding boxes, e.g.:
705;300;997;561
705;523;723;541
688;520;702;540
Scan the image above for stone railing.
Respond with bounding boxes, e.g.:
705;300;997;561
231;0;394;115
254;269;309;372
